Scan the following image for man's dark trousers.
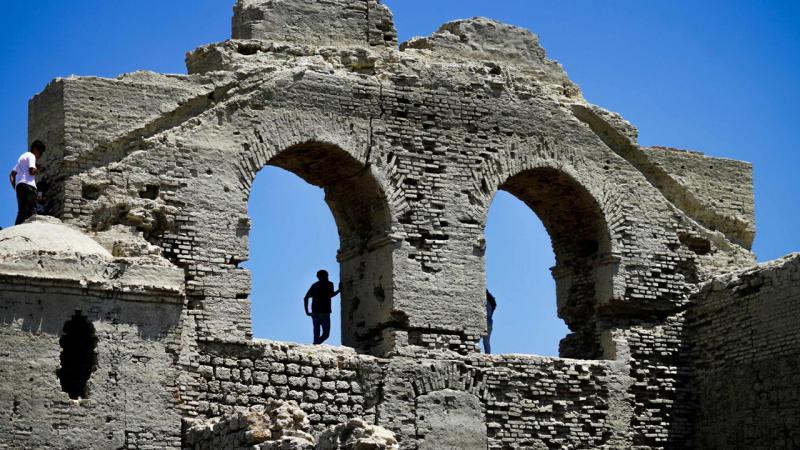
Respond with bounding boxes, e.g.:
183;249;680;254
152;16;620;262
15;183;37;225
312;313;331;345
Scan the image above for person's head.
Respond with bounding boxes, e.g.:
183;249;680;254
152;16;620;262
30;140;46;158
316;270;329;281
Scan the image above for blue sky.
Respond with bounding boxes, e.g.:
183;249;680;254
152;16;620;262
1;1;797;355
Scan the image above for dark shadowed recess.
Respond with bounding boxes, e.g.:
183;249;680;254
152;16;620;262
57;311;98;400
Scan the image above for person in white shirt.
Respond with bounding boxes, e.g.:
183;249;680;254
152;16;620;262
9;140;45;225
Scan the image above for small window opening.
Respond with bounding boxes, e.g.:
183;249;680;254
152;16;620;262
81;184;101;201
139;184;160;200
57;311;98;400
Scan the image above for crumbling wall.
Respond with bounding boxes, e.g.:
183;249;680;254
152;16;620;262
0;285;184;449
689;254;800;449
644;146;755;247
182;339;638;449
11;0;788;449
184;401;399;450
182;340;380;428
232;0;397;48
37;3;758;358
623;315;693;447
29;72;230;218
183;400;316;450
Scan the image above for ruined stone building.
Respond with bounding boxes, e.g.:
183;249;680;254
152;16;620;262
1;0;798;448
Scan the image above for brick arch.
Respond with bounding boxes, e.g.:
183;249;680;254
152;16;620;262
233;136;398;354
240;141;393;256
481;162;619;359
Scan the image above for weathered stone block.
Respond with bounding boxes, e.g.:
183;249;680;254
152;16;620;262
232;0;397;48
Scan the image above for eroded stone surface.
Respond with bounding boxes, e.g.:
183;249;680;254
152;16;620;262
184;400;316;450
0;215;110;257
233;0;397;48
414;389;486;450
317;418;398;450
1;1;797;449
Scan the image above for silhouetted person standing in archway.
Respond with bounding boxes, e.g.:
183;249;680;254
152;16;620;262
304;270;340;345
10;140;45;225
483;290;497;354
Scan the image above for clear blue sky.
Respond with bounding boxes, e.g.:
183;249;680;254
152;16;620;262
1;1;798;355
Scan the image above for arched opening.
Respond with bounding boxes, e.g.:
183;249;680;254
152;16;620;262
245;142;393;354
247;167;342;344
57;311;98;400
484;191;569;356
488;167;612;359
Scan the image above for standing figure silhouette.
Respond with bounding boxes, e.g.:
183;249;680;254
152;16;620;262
304;270;340;345
483;290;497;354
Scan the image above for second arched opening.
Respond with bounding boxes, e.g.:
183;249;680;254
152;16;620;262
485;167;614;359
244;141;394;355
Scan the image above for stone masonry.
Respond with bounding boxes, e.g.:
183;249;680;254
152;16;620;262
1;1;798;449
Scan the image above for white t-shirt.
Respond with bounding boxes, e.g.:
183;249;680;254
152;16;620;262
13;152;37;188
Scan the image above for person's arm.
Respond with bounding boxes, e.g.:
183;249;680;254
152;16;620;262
9;170;16;189
333;282;341;297
27;154;37;176
304;288;313;316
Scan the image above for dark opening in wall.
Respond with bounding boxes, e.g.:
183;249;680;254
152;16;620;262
139;184;160;200
679;232;712;255
57;311;98;400
81;184;101;201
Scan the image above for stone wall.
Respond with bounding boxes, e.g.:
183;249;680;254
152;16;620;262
232;0;397;48
48;47;755;356
179;338;641;449
624;316;693;448
689;254;800;449
0;282;184;449
184;340;377;428
183;400;316;450
644;146;755;247
6;0;795;449
29;72;228;218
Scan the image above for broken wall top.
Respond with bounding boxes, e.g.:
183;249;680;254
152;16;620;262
151;0;754;249
232;0;397;48
0;216;184;297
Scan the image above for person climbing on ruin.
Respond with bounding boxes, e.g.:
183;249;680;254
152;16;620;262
304;270;341;345
483;290;497;354
9;140;45;226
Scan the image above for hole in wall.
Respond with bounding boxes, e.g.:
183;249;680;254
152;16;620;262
237;42;260;55
57;311;98;400
81;184;101;201
138;184;160;200
679;232;712;255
